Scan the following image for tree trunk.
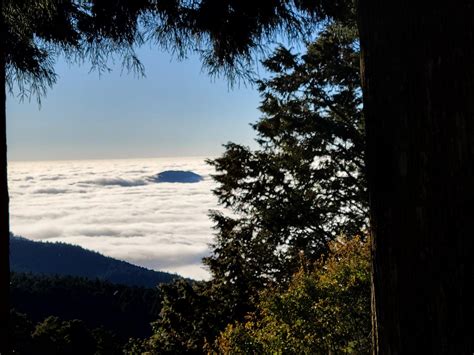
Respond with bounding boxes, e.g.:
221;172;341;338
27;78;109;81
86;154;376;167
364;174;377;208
357;2;474;353
0;0;9;351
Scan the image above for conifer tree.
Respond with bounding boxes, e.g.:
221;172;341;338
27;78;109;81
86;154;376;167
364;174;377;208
206;20;366;301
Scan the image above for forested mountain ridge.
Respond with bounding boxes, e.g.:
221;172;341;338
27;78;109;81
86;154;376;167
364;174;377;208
10;235;180;288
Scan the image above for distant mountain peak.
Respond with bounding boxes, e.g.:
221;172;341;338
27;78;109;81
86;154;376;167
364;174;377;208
150;170;203;183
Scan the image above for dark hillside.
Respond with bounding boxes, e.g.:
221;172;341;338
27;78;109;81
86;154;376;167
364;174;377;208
10;235;179;288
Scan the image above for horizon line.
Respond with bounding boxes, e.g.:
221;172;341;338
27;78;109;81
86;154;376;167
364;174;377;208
8;154;219;164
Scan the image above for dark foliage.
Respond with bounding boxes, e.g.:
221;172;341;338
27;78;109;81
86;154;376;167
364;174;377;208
10;235;179;288
3;0;352;99
8;310;35;354
147;280;226;353
132;278;255;353
3;0;149;101
10;272;162;341
32;316;97;355
9;310;123;355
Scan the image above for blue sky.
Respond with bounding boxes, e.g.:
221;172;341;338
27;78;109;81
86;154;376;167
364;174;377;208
7;46;263;161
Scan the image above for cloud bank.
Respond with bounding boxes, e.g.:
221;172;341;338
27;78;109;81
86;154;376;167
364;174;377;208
8;157;220;280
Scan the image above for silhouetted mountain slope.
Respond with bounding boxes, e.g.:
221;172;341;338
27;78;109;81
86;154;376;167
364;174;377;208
10;236;180;288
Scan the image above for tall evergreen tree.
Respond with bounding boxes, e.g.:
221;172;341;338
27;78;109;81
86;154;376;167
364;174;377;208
357;2;474;352
206;20;366;301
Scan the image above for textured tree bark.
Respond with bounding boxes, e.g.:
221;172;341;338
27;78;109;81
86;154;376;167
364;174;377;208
0;0;9;352
357;2;474;354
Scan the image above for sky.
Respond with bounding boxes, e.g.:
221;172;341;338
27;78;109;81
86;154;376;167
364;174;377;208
7;46;263;161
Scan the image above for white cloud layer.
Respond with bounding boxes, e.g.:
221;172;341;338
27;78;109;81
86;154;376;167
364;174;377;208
8;157;221;280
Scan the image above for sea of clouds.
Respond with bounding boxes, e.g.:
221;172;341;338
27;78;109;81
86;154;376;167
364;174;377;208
8;157;221;280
